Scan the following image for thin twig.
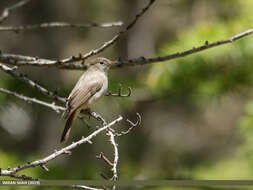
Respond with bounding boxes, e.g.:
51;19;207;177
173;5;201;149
40;164;49;172
114;113;141;137
86;110;119;180
96;152;113;167
72;185;104;190
0;21;123;32
0;63;66;104
106;85;132;97
0;116;123;177
84;109;107;126
0;0;31;23
0;0;154;68
0;88;65;113
115;28;253;67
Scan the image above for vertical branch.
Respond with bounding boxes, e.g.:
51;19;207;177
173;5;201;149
108;131;119;180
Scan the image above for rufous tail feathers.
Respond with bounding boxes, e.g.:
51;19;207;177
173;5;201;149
60;110;77;143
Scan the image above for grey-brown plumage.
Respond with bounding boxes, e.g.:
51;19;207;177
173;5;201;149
61;57;114;142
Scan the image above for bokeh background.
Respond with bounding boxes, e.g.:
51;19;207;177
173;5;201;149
1;0;253;189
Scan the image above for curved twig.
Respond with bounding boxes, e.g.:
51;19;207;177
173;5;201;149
114;113;141;136
106;85;132;97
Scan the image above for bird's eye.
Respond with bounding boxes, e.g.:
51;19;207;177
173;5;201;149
99;61;105;65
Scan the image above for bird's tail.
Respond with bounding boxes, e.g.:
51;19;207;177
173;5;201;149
60;110;77;143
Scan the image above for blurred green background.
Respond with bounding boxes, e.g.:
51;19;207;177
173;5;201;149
1;0;253;189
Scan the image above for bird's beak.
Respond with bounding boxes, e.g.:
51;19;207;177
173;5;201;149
109;61;116;66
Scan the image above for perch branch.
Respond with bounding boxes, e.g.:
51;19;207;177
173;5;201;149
86;110;119;180
0;116;123;177
94;113;141;180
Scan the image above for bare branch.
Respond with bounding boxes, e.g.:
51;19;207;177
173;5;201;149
85;110;119;180
57;0;156;64
0;63;66;104
0;87;65;113
106;85;132;97
0;0;145;184
93;113;142;182
108;131;118;181
72;185;104;190
96;152;113;166
115;28;253;67
1;26;253;70
0;53;61;67
0;0;31;23
0;21;123;32
126;113;142;128
40;164;49;172
83;109;108;126
0;0;154;68
114;113;141;137
0;116;123;177
0;172;36;180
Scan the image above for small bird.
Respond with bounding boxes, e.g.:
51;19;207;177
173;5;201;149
60;57;114;142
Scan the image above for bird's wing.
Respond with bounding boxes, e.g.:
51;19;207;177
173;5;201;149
63;72;104;119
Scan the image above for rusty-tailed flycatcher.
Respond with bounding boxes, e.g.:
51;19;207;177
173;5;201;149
61;57;114;142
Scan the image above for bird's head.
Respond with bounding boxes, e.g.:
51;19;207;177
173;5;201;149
87;57;114;72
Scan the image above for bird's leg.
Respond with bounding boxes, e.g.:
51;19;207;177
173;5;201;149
78;114;91;129
81;108;116;132
81;108;105;125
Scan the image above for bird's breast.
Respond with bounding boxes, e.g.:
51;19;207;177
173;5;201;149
87;73;108;106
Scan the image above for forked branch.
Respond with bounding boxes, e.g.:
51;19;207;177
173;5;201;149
0;116;123;179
